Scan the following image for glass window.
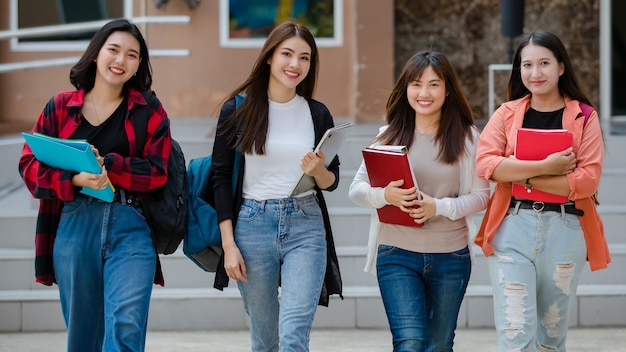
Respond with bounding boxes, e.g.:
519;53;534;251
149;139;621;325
13;0;125;50
220;0;343;48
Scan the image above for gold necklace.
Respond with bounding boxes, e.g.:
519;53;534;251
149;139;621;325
89;97;103;125
88;95;121;126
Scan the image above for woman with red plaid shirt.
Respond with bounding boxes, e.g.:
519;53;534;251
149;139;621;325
18;19;172;352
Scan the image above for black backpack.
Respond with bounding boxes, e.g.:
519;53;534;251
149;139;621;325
134;90;188;254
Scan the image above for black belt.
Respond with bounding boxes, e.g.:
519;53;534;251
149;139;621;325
510;199;584;216
111;190;143;208
78;190;142;207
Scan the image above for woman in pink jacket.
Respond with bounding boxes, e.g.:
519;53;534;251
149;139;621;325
475;30;610;351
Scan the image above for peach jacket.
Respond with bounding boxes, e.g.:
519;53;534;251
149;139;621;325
474;95;610;271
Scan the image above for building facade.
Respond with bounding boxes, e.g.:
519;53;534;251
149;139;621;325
0;0;620;133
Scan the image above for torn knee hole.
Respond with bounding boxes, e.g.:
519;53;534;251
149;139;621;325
503;283;527;339
537;343;558;351
553;262;576;295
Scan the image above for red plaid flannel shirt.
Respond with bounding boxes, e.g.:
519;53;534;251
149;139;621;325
18;88;172;286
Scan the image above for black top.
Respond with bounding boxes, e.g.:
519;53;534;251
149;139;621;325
522;107;565;129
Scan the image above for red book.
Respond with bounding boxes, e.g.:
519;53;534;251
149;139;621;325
362;146;423;227
512;128;573;203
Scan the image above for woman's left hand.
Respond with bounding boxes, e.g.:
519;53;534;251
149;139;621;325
409;192;436;225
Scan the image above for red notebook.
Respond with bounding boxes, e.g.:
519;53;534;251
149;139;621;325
362;146;423;227
512;128;573;203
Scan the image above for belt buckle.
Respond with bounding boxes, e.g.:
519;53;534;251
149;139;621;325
532;201;545;212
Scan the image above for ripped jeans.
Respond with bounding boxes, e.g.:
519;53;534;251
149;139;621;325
487;206;586;352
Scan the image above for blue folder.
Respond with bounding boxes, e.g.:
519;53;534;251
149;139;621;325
22;132;115;202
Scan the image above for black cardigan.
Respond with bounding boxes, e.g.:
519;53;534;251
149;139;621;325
211;97;343;306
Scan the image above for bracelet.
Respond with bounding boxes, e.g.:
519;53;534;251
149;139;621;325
524;178;533;193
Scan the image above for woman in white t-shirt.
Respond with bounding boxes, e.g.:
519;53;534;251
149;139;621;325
211;21;342;351
349;51;490;351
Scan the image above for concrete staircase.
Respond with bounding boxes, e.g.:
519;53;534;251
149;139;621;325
1;118;625;332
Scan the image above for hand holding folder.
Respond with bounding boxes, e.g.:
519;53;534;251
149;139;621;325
512;128;573;203
22;132;116;202
362;146;423;227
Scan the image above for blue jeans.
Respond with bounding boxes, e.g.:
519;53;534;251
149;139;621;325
376;245;471;352
235;193;327;352
54;196;156;352
488;207;586;352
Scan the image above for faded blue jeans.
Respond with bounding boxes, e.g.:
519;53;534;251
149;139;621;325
54;195;156;352
235;193;327;352
376;244;471;352
487;206;586;352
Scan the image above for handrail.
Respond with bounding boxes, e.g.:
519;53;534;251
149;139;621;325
0;49;190;74
0;16;190;40
0;16;190;73
487;64;512;118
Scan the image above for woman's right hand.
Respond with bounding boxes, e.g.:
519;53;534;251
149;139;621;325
223;244;247;282
71;167;109;190
543;147;576;175
384;179;419;213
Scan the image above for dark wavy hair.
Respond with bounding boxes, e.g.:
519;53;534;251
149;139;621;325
378;50;475;164
221;20;319;155
508;29;593;107
69;18;152;92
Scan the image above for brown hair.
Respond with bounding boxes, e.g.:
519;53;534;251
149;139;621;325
221;20;318;154
378;51;475;164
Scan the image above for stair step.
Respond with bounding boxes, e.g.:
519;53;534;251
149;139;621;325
3;244;626;290
3;284;626;302
2;284;625;331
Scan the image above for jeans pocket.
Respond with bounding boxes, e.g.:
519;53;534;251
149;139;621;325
297;201;322;220
451;245;470;259
377;244;396;257
61;200;85;216
563;213;583;230
238;203;260;222
129;204;146;221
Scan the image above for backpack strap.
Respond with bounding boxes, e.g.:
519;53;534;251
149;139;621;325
578;101;601;206
579;102;594;127
235;93;245;108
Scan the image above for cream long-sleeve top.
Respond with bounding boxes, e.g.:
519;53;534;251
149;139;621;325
348;125;490;274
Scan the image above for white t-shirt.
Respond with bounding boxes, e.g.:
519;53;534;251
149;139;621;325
242;95;314;200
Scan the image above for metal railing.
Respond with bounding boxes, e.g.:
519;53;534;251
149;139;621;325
487;64;512;118
0;16;190;73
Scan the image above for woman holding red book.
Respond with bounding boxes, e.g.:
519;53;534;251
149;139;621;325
349;51;490;351
475;30;610;351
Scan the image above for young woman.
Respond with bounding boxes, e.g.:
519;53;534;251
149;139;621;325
475;30;610;351
211;21;342;351
19;19;172;351
349;51;490;351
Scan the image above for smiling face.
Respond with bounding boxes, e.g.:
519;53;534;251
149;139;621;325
267;36;312;101
406;65;446;119
94;31;141;89
519;43;564;100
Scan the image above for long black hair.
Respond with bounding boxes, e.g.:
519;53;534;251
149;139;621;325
69;18;152;93
508;29;593;107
